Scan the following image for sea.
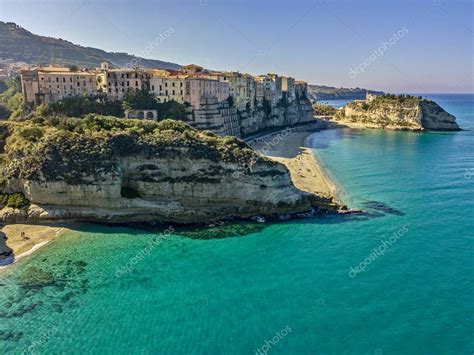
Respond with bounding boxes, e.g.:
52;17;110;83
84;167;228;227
0;94;472;354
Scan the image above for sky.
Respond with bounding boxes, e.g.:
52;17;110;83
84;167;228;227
1;0;473;93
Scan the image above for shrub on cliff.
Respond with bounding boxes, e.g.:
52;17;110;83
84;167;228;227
2;116;267;184
312;103;336;116
0;192;29;209
40;96;124;118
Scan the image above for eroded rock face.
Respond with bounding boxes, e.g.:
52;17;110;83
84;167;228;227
4;157;314;223
240;99;314;136
1;119;320;224
333;96;459;131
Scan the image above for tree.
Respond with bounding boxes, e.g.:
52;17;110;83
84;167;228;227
122;89;157;110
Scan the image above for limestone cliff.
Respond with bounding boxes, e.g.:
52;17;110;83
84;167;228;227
185;97;314;138
240;98;314;137
0;116;333;224
333;94;459;131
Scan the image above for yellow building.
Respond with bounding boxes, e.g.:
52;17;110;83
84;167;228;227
149;75;185;103
224;72;255;110
21;66;97;106
184;77;230;109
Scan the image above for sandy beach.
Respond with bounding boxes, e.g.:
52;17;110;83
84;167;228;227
247;126;337;199
0;224;69;267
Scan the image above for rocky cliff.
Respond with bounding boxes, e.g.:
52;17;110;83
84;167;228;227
333;94;459;131
185;97;314;138
239;98;314;137
0;116;333;224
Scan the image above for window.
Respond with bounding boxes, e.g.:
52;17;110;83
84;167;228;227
152;85;155;90
135;81;138;86
56;77;59;82
165;83;168;87
62;78;66;82
159;85;162;91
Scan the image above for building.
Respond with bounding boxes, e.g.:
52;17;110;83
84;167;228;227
254;76;265;104
295;80;308;99
180;64;204;75
184;77;230;109
125;109;158;120
261;74;279;105
21;66;97;106
281;76;295;102
97;62;149;100
149;75;185;103
224;72;255;111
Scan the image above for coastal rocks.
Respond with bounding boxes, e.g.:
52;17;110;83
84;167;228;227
239;99;314;137
333;94;460;131
185;97;314;138
0;119;331;224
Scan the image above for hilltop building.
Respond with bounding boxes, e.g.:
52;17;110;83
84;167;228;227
21;66;97;106
97;62;149;100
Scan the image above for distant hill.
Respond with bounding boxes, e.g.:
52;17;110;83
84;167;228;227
308;85;384;101
0;21;181;70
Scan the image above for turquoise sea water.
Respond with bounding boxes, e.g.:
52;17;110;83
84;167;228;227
1;94;473;354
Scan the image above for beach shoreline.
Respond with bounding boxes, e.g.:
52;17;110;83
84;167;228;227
247;123;342;203
0;224;70;269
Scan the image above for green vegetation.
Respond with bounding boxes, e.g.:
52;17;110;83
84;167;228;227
0;21;180;69
262;97;272;117
0;76;22;119
41;96;124;118
346;93;422;112
1;115;267;185
312;103;337;116
0;192;29;209
35;89;187;121
226;96;234;108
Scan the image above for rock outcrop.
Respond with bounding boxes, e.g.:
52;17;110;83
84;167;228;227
0;117;334;224
240;98;314;137
185;97;314;138
333;94;459;131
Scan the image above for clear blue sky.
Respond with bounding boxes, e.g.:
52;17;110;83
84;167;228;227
1;0;472;93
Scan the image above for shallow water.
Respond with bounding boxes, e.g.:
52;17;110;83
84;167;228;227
0;94;473;354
